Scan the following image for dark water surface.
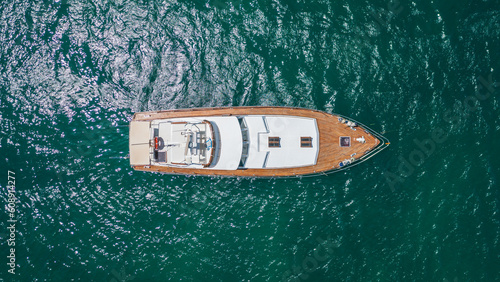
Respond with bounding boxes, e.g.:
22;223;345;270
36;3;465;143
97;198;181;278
1;0;499;281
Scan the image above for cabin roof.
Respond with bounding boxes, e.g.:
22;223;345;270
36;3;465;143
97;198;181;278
205;117;243;170
242;116;319;168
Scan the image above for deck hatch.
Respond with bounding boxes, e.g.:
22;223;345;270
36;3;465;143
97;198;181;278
268;136;281;148
340;136;351;147
301;137;313;147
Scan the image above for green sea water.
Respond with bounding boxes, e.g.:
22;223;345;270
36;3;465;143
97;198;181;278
1;0;499;281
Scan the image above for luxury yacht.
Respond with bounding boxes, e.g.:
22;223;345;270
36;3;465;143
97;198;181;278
129;107;389;177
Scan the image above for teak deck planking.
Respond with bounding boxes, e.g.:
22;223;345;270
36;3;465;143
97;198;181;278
131;107;380;177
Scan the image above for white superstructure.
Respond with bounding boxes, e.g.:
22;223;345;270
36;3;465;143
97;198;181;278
239;116;319;168
129;115;319;170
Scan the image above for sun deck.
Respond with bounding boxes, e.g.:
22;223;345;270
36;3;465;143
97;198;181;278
150;120;215;166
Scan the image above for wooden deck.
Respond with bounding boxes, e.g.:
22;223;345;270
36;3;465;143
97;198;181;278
131;107;380;177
